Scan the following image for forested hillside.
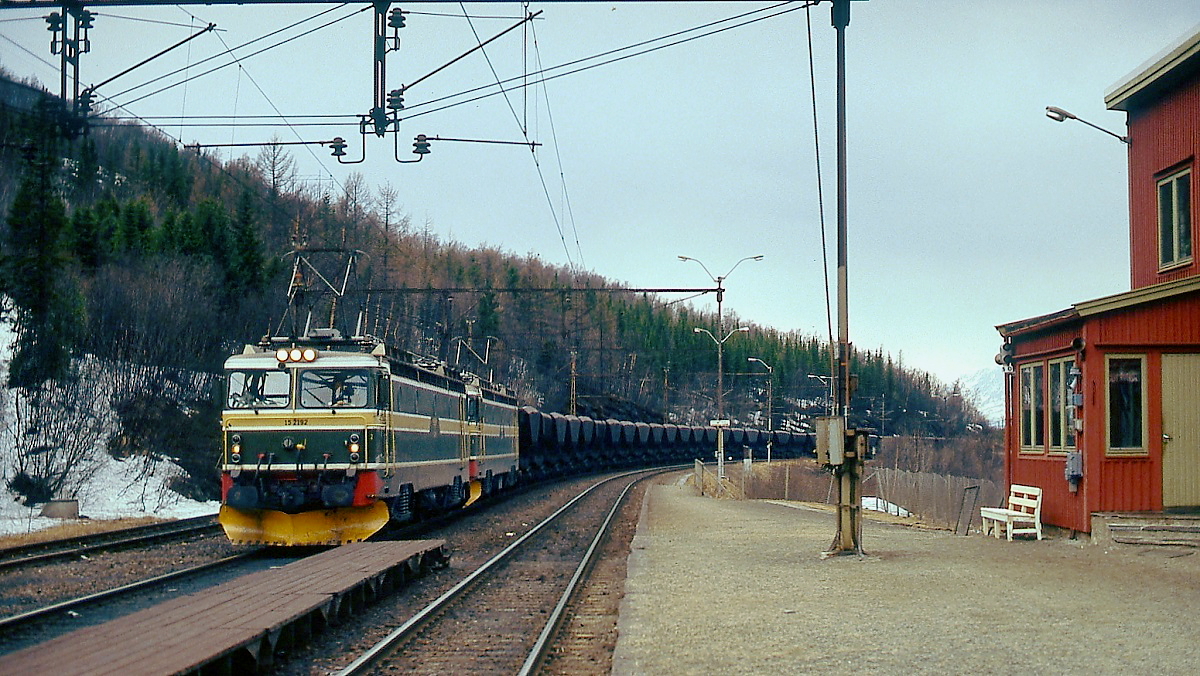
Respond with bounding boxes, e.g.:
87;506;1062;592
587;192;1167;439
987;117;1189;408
0;73;994;502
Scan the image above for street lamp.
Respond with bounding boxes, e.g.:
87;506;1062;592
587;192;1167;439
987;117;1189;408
681;254;761;480
808;374;834;415
694;326;748;480
748;357;773;463
678;254;763;418
694;326;750;419
1045;105;1130;144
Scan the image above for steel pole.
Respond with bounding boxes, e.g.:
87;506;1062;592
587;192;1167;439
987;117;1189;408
831;0;862;556
716;278;725;478
766;374;773;463
716;278;724;419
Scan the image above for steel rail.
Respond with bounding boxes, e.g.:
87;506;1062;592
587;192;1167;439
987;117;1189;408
0;515;220;572
336;468;660;676
518;470;655;676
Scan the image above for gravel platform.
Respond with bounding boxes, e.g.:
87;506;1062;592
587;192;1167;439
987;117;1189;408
612;479;1200;675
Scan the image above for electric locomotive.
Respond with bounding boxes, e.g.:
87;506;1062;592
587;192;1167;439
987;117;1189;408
218;328;519;545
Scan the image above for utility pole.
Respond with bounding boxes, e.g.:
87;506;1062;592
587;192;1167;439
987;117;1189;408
662;365;670;416
825;0;866;557
569;351;577;416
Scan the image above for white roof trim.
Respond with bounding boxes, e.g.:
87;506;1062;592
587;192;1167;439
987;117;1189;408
1105;24;1200;111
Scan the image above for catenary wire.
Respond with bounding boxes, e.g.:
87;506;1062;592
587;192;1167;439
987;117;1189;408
208;25;343;192
805;5;836;371
458;2;576;268
109;4;363;105
398;2;814;122
529;12;583;266
99;2;805;128
160;3;343;191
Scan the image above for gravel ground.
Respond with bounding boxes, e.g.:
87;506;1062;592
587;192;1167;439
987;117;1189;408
613;477;1200;675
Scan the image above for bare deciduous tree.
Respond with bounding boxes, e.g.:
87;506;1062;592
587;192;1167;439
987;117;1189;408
4;359;113;504
255;137;297;198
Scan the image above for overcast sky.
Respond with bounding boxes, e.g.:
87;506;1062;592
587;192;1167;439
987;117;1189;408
4;1;1200;385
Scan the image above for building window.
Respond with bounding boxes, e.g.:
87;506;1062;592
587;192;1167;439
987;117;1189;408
1158;168;1192;270
1107;356;1146;454
1020;363;1044;451
1049;358;1077;452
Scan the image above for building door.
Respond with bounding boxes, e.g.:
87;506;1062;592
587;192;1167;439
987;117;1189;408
1162;354;1200;507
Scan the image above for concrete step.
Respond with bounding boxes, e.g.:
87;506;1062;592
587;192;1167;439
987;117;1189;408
1092;512;1200;547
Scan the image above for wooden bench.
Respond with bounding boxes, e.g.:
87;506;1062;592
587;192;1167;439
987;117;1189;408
980;484;1043;540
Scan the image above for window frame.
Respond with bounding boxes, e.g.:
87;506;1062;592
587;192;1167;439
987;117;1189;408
1157;167;1192;271
227;369;292;409
1019;362;1045;453
1048;357;1078;454
298;368;374;409
1105;354;1148;456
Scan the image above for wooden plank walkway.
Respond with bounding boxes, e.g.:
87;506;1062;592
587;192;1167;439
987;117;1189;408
0;540;447;675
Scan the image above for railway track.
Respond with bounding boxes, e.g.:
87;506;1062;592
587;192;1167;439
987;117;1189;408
0;514;220;573
336;469;660;675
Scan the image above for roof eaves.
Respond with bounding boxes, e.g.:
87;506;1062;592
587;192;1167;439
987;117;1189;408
996;307;1079;339
1074;275;1200;317
1106;25;1200;112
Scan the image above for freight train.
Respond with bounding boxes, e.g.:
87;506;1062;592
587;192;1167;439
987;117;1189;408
217;329;813;545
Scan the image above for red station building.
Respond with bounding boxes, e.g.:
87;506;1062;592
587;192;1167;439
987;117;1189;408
997;29;1200;534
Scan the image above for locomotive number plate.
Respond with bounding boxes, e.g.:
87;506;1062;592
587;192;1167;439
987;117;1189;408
285;419;310;426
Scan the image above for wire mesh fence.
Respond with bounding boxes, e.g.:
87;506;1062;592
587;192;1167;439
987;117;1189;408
734;459;1004;531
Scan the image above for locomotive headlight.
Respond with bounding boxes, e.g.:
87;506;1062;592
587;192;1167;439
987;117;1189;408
289;348;302;362
231;452;242;463
347;433;361;457
276;348;289;362
302;348;317;362
349;451;361;462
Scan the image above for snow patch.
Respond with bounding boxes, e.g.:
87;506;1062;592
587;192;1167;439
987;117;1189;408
0;314;217;537
0;455;218;537
862;496;910;517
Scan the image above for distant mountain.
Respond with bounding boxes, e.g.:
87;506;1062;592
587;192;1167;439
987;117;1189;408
959;366;1005;427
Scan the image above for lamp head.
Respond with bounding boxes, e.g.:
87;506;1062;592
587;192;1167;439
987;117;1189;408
737;327;749;333
693;327;703;334
1045;106;1075;122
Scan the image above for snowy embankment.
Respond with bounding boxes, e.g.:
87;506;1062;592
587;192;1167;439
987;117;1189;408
861;496;911;517
0;319;218;537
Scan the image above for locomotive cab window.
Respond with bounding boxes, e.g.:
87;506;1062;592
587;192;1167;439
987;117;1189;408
228;370;291;409
300;369;373;408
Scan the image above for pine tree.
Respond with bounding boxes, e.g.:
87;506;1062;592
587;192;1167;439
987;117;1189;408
226;189;266;295
1;108;82;389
